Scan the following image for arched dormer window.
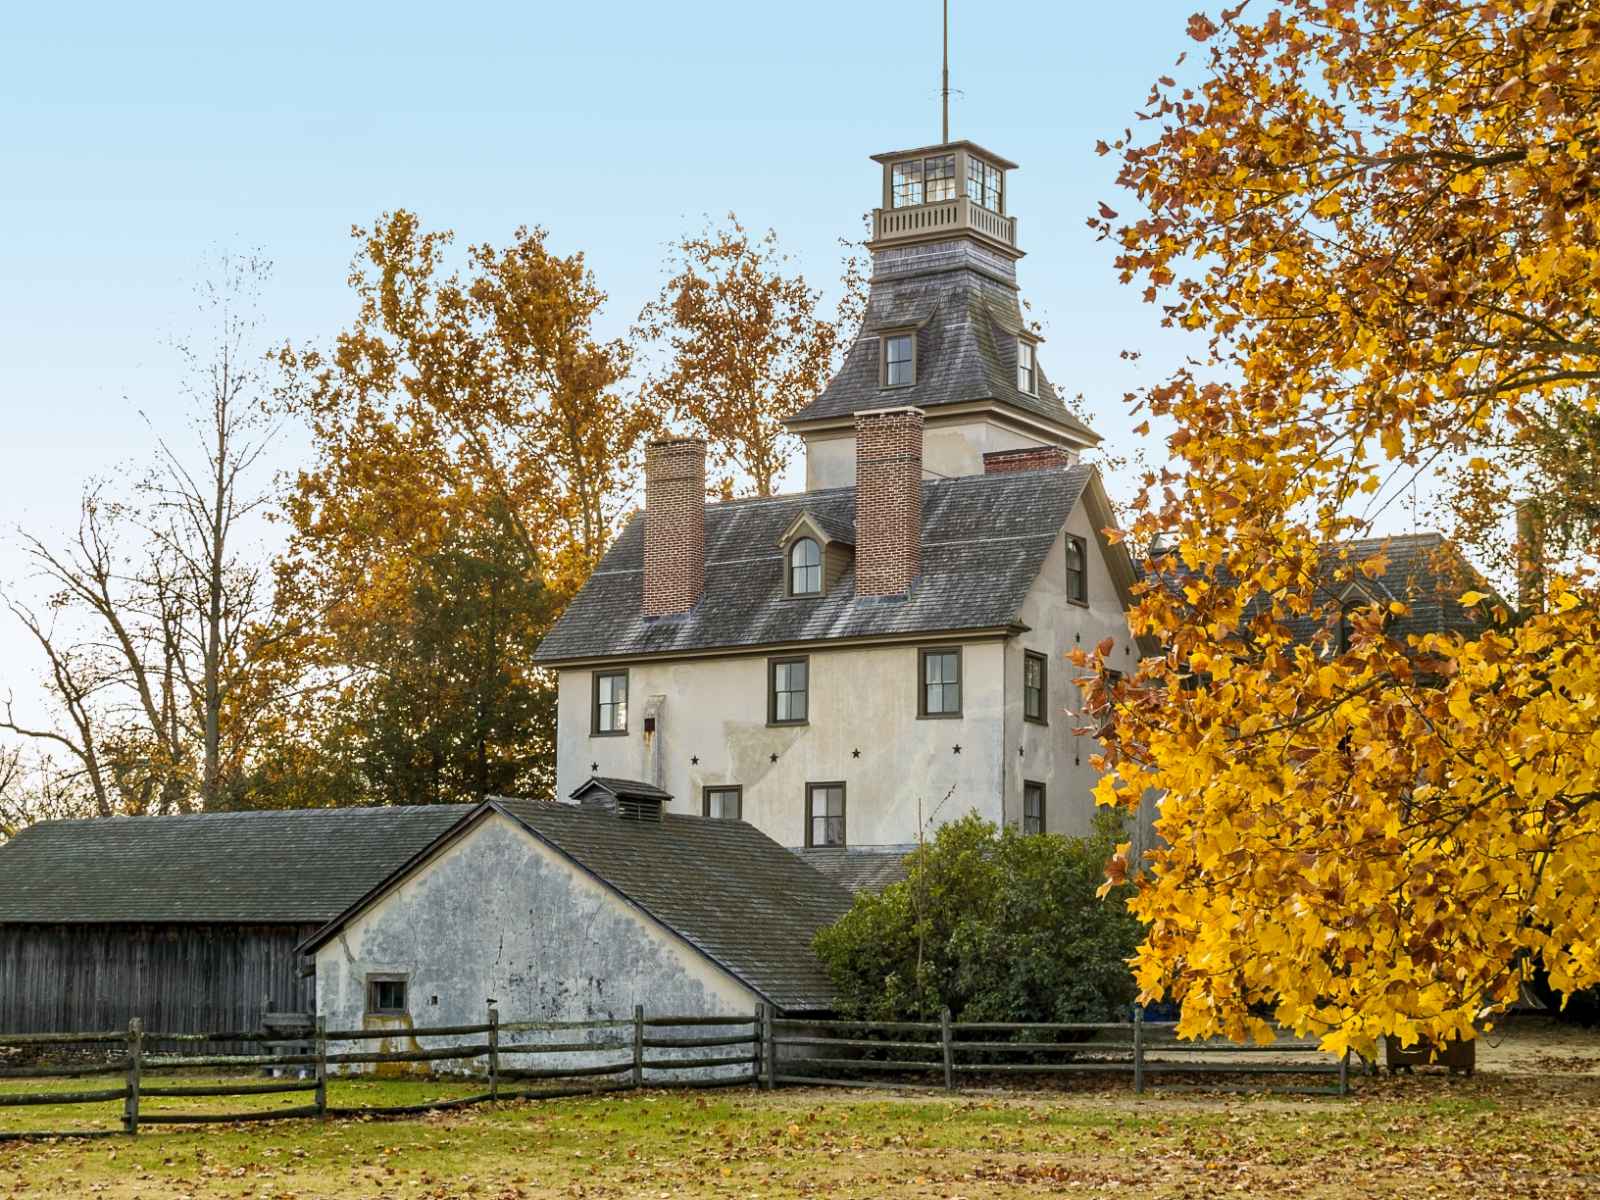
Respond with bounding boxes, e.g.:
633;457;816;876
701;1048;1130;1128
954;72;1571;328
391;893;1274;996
790;537;822;596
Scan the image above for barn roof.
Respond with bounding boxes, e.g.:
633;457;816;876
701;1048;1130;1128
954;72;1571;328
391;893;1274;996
0;806;475;925
535;465;1097;664
303;799;856;1012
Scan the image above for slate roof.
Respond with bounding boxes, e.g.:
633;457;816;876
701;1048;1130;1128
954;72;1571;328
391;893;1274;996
786;239;1099;442
571;777;673;803
1150;532;1487;647
0;806;476;925
305;799;855;1012
535;465;1093;664
792;847;913;895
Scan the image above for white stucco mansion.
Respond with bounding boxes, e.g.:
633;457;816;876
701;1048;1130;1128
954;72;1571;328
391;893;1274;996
534;137;1148;878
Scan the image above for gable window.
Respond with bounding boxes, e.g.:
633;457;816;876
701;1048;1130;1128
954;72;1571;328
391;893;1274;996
789;537;822;596
806;782;846;847
592;669;629;735
966;156;1003;212
1017;340;1037;395
703;786;743;820
883;332;915;387
1336;601;1361;654
1023;651;1047;724
1065;535;1088;606
769;656;809;725
918;647;962;718
1023;782;1045;835
366;975;409;1016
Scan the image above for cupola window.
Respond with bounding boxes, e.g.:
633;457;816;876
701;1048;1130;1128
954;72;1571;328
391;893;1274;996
966;156;1003;212
891;153;957;208
883;333;915;387
789;537;822;596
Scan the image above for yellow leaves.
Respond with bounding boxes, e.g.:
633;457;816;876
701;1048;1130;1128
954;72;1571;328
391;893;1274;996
1310;193;1343;219
1458;590;1490;607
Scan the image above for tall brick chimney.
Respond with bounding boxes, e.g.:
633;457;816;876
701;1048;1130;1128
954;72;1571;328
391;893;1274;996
854;407;924;597
643;437;706;617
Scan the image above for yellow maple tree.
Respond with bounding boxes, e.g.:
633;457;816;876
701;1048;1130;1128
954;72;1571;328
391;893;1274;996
1092;1;1600;1054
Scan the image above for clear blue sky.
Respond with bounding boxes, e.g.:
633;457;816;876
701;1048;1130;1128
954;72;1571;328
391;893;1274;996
0;1;1202;711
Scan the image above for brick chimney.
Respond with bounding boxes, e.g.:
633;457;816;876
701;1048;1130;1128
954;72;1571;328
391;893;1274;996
983;445;1073;474
854;407;924;597
643;438;706;617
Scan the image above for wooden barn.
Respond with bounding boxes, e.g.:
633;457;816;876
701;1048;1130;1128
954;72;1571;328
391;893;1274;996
0;806;471;1035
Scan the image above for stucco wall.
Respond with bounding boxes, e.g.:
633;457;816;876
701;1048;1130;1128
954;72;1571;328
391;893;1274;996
558;639;1007;847
314;813;760;1079
1004;507;1144;839
804;417;1073;490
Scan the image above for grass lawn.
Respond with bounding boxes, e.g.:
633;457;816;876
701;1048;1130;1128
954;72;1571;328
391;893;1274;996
0;1022;1596;1198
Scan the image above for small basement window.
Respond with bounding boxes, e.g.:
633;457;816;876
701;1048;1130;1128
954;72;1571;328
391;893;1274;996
367;976;409;1016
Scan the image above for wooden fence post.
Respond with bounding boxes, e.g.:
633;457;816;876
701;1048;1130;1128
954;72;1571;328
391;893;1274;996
632;1005;645;1090
761;1004;776;1091
940;1008;955;1092
1338;1048;1350;1097
752;1003;765;1085
1132;1006;1145;1096
314;1016;328;1122
487;1004;500;1103
122;1017;143;1136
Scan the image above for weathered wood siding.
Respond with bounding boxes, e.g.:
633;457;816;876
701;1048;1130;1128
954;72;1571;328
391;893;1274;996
0;924;314;1035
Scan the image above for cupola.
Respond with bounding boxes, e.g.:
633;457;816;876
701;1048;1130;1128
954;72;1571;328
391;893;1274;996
869;141;1021;259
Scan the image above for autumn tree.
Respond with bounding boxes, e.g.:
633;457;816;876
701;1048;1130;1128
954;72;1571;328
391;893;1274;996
1090;1;1600;1055
270;213;647;804
1;256;288;814
637;217;861;496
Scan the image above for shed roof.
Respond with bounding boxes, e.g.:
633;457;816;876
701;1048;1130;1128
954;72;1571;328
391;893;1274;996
0;806;476;925
304;799;855;1012
535;466;1095;664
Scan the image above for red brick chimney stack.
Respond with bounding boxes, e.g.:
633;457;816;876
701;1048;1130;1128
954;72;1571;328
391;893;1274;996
643;437;706;617
982;445;1073;474
854;407;924;597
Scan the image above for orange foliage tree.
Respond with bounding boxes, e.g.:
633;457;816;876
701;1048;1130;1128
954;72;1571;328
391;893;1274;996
637;217;861;496
1091;1;1600;1054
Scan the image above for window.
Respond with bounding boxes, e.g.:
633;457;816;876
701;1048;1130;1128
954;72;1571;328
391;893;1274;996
924;153;957;201
1023;782;1045;835
366;975;408;1016
703;786;743;820
789;537;822;596
1023;651;1047;724
592;669;628;735
883;333;915;387
1336;602;1361;654
891;158;924;207
919;647;962;718
1065;535;1088;606
966;156;1002;211
891;154;956;207
769;656;809;725
806;782;846;847
1017;340;1037;394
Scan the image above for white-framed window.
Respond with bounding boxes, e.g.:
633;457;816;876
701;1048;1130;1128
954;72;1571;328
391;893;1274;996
883;333;915;387
966;156;1003;211
789;537;822;596
891;154;957;207
1017;340;1037;394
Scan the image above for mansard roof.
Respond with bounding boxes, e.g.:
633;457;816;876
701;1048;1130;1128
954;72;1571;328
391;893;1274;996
534;465;1097;665
785;239;1099;443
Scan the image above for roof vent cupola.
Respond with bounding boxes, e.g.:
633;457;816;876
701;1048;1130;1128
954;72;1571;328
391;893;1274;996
869;141;1020;259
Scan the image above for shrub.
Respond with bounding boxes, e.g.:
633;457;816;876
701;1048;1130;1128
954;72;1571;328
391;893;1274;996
812;811;1141;1024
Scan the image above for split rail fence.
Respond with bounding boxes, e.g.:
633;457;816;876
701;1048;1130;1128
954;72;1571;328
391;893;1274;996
758;1008;1352;1098
0;1005;1349;1141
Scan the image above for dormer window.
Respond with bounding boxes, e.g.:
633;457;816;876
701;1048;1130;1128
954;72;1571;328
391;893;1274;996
966;156;1003;212
1017;339;1037;395
883;332;915;387
789;537;822;596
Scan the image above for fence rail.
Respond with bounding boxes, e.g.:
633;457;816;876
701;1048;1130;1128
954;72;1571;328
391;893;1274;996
763;1008;1352;1098
0;1005;765;1140
0;1004;1351;1141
